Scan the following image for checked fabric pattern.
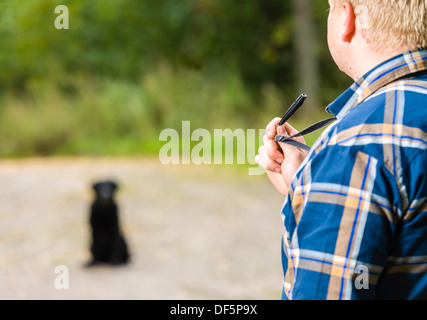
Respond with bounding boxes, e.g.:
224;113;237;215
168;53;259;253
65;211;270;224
281;48;427;300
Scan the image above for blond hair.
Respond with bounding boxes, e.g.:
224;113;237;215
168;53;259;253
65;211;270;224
331;0;427;53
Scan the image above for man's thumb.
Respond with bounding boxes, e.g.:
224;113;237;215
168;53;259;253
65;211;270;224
276;123;308;166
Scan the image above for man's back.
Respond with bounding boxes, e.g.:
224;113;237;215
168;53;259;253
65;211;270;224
281;49;427;300
256;1;427;300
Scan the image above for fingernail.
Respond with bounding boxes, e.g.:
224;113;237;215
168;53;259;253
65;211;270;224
276;158;283;164
275;167;281;173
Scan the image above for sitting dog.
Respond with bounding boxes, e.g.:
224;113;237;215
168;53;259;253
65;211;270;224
86;180;130;266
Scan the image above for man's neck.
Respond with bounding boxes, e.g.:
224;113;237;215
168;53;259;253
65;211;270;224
348;46;412;81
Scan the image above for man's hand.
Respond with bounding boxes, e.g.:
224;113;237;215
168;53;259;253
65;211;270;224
255;118;309;196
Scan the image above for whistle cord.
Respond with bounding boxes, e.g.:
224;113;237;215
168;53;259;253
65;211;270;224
274;117;336;151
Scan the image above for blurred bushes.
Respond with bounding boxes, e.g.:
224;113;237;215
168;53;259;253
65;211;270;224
0;64;292;157
0;0;351;157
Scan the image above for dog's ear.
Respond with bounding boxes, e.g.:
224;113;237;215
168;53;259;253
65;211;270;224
111;181;118;190
92;182;101;192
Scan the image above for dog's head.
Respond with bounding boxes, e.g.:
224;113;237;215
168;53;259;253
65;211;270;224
92;181;118;203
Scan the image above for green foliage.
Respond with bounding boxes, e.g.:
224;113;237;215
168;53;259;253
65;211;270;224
0;0;296;90
0;0;349;158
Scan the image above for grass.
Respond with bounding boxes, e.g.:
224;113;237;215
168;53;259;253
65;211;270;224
0;64;326;160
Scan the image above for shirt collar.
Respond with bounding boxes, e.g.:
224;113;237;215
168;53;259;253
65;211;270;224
326;47;427;119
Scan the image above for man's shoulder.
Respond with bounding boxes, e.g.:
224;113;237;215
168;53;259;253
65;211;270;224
323;79;427;175
334;74;427;135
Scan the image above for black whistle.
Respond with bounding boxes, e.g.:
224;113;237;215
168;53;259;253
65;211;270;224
276;93;308;128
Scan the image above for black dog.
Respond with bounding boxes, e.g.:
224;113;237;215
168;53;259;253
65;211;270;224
86;181;130;266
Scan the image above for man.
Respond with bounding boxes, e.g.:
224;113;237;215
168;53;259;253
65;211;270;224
256;0;427;299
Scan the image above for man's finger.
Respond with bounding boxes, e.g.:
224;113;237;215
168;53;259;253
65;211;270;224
258;146;282;173
266;117;282;139
263;134;284;163
278;122;306;144
275;122;309;167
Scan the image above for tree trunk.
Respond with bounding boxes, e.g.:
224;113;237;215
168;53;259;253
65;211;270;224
293;0;320;116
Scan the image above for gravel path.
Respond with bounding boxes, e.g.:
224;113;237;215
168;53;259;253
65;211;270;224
0;157;284;300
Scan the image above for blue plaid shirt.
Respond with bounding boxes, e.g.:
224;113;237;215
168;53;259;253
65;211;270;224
281;48;427;300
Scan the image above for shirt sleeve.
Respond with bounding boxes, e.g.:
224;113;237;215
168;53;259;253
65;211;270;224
281;146;401;300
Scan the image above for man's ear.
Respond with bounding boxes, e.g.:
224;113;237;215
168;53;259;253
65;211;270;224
342;1;356;43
